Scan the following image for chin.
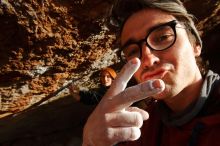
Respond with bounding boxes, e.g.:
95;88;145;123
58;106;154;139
152;85;171;101
105;84;111;87
152;92;166;100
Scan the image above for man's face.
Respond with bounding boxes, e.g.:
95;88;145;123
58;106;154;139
121;9;202;100
100;71;113;87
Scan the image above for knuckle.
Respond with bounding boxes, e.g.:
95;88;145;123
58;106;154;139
106;127;141;143
133;112;143;128
106;128;119;145
111;128;128;142
104;113;114;124
104;112;109;119
130;127;141;140
118;89;133;103
106;128;114;139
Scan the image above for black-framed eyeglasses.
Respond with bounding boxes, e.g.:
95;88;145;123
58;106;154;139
120;20;179;62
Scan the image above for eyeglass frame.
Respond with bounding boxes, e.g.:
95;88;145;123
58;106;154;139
120;20;180;62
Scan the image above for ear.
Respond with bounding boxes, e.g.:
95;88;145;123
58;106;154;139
194;44;202;57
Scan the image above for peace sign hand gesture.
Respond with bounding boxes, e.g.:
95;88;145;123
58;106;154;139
82;58;165;146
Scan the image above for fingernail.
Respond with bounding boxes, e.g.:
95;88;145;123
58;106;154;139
152;80;162;88
149;79;164;91
130;58;138;64
140;79;164;94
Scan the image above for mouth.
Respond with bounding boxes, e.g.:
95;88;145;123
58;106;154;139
141;69;168;81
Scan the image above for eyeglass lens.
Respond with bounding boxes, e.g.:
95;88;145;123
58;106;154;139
121;22;176;62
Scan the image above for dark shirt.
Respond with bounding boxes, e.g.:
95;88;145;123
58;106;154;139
120;70;220;146
79;85;109;105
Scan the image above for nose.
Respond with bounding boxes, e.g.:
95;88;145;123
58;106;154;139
140;44;160;69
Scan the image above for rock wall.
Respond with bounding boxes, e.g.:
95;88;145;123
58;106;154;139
0;0;219;145
0;0;118;115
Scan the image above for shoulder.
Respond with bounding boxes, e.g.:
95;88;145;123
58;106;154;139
200;71;220;115
207;70;220;97
79;90;97;97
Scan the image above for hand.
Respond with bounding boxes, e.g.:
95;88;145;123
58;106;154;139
82;58;165;146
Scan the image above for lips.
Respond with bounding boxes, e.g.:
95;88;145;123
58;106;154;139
141;69;168;81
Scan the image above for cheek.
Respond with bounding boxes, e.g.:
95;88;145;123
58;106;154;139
166;36;198;88
107;78;112;83
133;68;142;83
169;32;196;67
174;43;196;70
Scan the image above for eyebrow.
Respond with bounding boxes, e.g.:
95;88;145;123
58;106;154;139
121;38;137;50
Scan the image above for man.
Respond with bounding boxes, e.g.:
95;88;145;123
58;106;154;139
69;67;117;105
82;0;220;146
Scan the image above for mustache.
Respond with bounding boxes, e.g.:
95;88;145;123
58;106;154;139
140;63;173;77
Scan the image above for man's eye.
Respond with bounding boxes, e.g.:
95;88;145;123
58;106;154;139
157;34;174;42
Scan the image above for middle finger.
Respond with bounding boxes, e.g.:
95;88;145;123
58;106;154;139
104;79;165;112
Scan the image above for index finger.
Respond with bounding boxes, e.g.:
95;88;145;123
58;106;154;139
104;58;141;98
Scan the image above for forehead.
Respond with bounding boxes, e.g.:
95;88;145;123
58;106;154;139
101;71;110;76
121;9;176;45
